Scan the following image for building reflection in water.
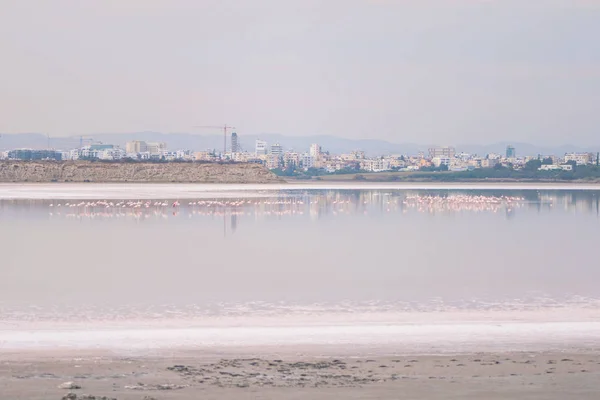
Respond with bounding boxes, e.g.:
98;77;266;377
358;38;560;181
0;190;599;228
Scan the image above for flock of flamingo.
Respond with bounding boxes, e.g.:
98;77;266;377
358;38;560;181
44;193;527;219
402;194;526;213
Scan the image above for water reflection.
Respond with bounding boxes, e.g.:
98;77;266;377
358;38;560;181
1;188;600;323
1;189;599;225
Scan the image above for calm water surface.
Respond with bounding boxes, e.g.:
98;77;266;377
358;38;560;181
1;188;599;351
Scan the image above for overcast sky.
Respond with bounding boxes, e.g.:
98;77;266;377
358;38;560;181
1;0;598;145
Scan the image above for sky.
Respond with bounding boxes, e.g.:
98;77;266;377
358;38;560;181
1;0;599;145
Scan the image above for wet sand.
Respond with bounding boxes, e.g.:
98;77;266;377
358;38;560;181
2;349;599;399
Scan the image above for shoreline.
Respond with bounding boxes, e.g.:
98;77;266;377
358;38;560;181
2;318;599;355
1;181;600;200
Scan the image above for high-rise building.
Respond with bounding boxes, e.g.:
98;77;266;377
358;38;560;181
126;141;148;153
270;143;283;156
506;145;516;159
309;143;321;158
255;140;268;156
231;132;239;153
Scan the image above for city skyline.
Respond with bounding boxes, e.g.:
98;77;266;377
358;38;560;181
1;131;599;158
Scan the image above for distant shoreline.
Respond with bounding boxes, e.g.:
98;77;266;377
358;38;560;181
285;170;600;184
2;181;600;200
291;177;600;184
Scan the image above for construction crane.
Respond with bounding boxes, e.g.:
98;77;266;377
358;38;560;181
193;125;236;158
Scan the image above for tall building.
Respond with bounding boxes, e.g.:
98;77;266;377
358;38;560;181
231;132;239;153
506;145;516;159
255;140;268;156
309;143;321;158
428;146;456;159
126;140;147;153
270;143;283;156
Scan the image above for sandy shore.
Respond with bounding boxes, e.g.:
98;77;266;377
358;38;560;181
2;349;599;400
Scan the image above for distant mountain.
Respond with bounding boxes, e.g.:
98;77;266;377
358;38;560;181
0;132;423;156
457;142;599;157
0;132;597;157
237;134;423;156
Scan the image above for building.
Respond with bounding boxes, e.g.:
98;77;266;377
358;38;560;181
146;142;167;154
270;143;283;156
506;145;516;159
283;152;301;168
342;150;366;161
361;158;391;172
90;143;115;151
431;156;451;168
97;148;125;160
7;149;62;161
125;141;165;154
468;158;483;169
301;153;315;169
428;146;456;159
265;154;282;169
539;164;573;171
255;140;268;156
481;158;499;168
564;153;591;165
231;132;239;153
195;151;218;161
126;141;146;153
81;145;122;159
309;143;321;158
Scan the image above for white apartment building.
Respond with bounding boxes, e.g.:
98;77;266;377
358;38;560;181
255;140;268;156
302;153;315;169
97;148;126;160
68;149;80;160
361;158;391;172
539;164;573;171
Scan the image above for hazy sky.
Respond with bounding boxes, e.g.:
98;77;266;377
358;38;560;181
1;1;599;145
